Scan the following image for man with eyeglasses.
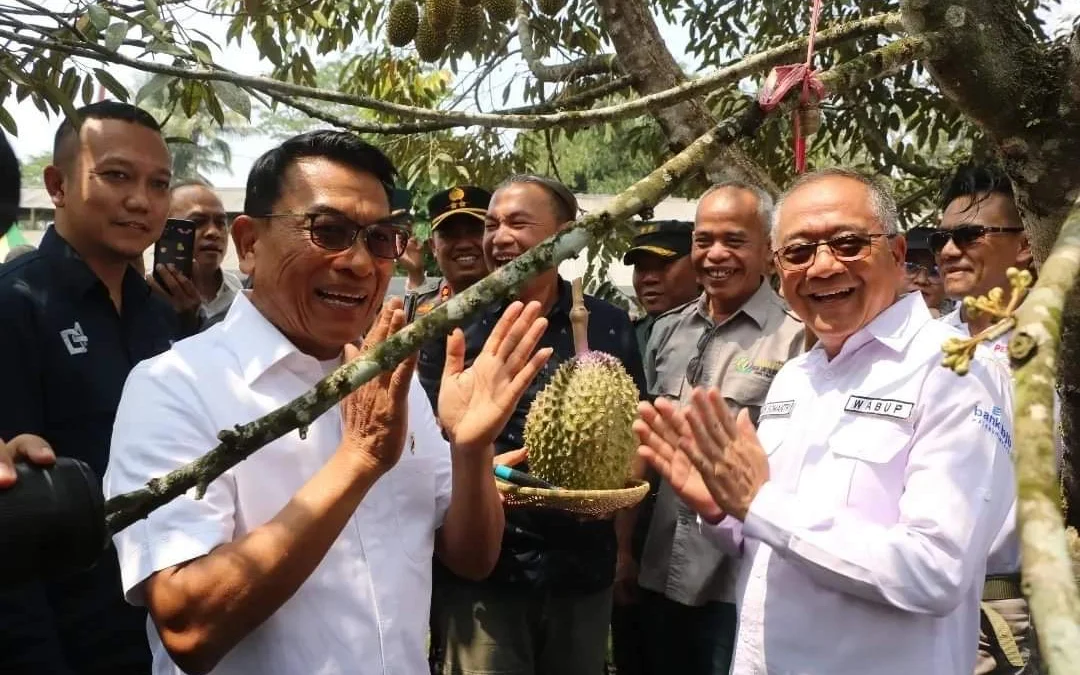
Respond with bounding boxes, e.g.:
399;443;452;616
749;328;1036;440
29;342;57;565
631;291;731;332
635;182;803;675
902;228;950;318
159;180;243;329
103;131;554;675
635;168;1015;675
934;163;1041;675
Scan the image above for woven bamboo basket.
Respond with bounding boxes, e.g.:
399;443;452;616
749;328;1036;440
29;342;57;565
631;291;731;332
496;478;650;517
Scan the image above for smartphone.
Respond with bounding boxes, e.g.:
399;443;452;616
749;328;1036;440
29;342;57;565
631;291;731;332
153;218;196;291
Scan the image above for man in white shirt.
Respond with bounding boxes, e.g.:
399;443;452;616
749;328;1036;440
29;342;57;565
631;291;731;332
933;162;1040;674
634;168;1015;675
104;130;553;675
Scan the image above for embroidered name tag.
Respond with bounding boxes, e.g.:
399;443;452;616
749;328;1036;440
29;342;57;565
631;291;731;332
759;400;795;418
844;396;914;419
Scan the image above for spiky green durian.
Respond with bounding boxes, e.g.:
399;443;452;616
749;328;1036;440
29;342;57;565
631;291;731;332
523;351;640;490
425;0;458;31
387;0;420;46
414;14;447;61
448;3;483;52
481;0;515;23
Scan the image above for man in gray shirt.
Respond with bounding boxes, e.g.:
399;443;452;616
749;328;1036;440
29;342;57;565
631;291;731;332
637;182;804;675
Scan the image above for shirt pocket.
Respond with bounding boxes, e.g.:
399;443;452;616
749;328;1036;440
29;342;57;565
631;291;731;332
822;420;913;523
388;455;438;564
721;373;773;425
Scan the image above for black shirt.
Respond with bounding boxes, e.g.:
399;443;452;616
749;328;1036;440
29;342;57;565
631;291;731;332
417;278;648;594
0;226;179;674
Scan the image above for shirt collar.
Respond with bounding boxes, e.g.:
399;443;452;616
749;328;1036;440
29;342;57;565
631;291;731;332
39;224;154;305
693;278;773;329
820;291;932;359
219;291;310;386
940;305;965;331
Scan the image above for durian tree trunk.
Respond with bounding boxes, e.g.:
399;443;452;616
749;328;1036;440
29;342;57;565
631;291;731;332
104;38;928;533
591;0;779;193
1009;201;1080;674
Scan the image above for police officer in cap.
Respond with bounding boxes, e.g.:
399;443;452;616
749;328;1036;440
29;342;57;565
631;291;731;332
403;185;491;323
624;220;699;359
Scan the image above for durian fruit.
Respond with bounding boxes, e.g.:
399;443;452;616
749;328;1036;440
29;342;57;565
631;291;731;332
536;0;566;16
448;4;483;53
414;14;447;62
523;279;640;490
387;0;420;47
481;0;515;23
460;0;482;8
424;0;458;31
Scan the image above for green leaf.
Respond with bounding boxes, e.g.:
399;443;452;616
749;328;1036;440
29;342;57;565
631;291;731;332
136;73;171;104
105;22;129;52
211;80;251;119
144;0;160;17
190;40;213;63
93;68;129;101
81;76;95;105
87;4;110;31
0;107;16;135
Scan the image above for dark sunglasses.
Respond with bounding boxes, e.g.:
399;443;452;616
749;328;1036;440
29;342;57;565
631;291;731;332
260;210;411;259
773;233;892;272
904;261;941;281
928;225;1024;254
685;324;721;387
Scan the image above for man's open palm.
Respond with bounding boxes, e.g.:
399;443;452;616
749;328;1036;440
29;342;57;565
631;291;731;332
438;301;553;451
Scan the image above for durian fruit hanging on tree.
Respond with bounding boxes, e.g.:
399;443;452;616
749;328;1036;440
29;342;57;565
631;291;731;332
481;0;515;23
448;3;484;53
386;0;420;47
424;0;458;31
536;0;567;17
414;13;447;62
522;278;640;490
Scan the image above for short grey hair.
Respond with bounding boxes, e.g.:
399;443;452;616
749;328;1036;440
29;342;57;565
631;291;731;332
697;180;775;234
770;167;899;247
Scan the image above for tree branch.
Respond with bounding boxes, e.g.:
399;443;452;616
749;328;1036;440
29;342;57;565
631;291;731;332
1010;200;1080;674
103;36;927;532
515;3;618;82
0;11;901;133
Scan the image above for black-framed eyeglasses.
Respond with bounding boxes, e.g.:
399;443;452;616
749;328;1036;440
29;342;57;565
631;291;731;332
773;233;893;272
258;210;411;259
904;261;941;281
928;225;1025;255
685;324;721;387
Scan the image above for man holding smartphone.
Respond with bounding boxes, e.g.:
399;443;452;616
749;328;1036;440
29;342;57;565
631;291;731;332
0;101;181;674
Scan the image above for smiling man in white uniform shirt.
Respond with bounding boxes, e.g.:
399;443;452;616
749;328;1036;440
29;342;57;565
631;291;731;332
933;163;1042;675
634;168;1015;675
104;130;554;675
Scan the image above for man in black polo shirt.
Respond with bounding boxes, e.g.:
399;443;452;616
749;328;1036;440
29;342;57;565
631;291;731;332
424;175;647;675
0;101;179;674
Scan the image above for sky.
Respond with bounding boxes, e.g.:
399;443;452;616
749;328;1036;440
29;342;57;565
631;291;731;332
4;3;1075;188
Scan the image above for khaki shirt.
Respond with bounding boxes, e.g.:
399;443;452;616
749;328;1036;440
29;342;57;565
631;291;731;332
638;281;804;606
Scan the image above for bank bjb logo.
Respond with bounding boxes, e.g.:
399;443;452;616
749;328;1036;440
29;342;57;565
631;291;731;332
972;403;1012;453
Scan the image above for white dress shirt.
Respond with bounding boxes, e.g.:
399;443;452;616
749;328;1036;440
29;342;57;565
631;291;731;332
104;292;453;675
702;292;1015;675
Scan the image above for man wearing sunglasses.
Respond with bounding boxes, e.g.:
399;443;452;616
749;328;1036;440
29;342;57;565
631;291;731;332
103;131;554;675
636;182;804;675
636;168;1015;675
935;163;1040;675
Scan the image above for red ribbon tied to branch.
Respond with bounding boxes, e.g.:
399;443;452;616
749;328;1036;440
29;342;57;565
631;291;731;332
757;0;826;174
